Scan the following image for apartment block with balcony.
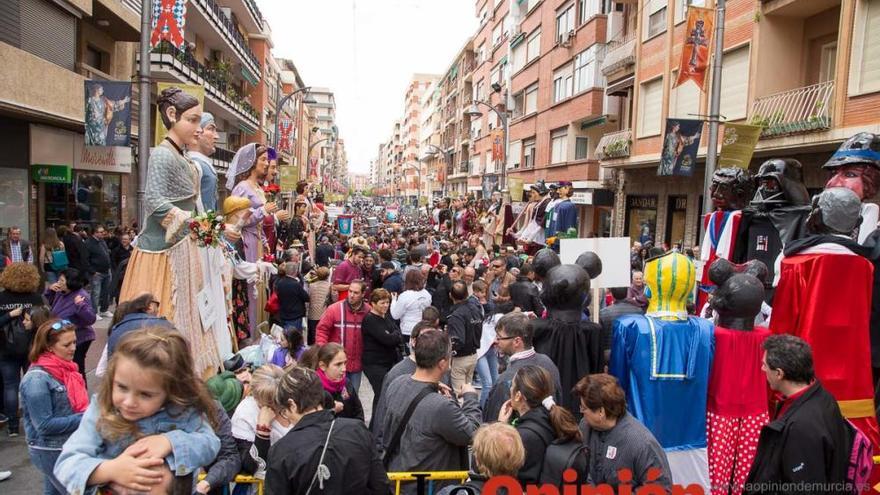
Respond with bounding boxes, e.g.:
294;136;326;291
0;0;142;239
596;0;880;249
440;39;476;197
399;74;441;204
306;87;340;190
420;80;446;197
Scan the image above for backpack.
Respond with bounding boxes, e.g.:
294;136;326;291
50;248;69;271
520;423;590;485
0;316;30;357
845;419;873;494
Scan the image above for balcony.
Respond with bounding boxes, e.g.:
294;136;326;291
213;146;235;174
601;33;636;77
190;0;261;80
149;42;259;133
749;81;834;138
459;161;469;174
595;129;632;160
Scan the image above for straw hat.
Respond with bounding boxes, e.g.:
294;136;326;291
223;196;251;216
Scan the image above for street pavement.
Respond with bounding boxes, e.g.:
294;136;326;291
0;316;376;493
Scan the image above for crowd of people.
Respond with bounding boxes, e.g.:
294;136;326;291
1;88;878;495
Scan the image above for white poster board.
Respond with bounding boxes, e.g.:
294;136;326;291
325;205;344;221
559;237;632;289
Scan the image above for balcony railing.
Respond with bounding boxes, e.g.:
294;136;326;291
595;129;632;160
193;0;261;76
150;42;259;125
212;146;234;173
601;32;636;77
749;81;834;138
459;161;469;173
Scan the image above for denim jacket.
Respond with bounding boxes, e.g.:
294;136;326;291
54;397;221;495
19;367;83;449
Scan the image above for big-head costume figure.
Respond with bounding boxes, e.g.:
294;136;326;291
698;168;754;312
823;132;880;242
733;158;811;299
705;259;770;495
771;187;880;455
610;252;714;488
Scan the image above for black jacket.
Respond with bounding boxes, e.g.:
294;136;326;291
515;407;556;485
322;380;365;421
61;233;87;272
447;300;483;357
362;312;403;368
382;271;404;295
316;243;335;267
0;291;46;358
110;244;132;270
432;275;455;324
744;382;852;495
509;276;544;314
275;276;309;321
84;236;111;274
266;409;390;495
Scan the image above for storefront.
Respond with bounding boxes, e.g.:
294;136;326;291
30;124;134;235
570;186;615;237
0;119;31;239
665;195;688;248
624;194;658;246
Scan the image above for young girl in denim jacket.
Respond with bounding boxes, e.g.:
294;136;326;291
55;327;221;495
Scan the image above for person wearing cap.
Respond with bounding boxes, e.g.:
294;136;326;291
823;132;880;243
189;112;219;212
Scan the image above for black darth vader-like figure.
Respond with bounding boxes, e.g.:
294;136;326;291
733;158;811;301
532;258;603;415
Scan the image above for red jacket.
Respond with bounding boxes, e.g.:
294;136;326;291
315;300;371;373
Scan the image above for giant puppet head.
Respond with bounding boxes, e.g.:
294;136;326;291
805;187;863;237
643;252;695;320
823;132;880;200
750;158;810;210
532;248;561;281
707;258;768;331
710;167;755;211
540;263;591;312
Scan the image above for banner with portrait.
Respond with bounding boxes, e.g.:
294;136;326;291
150;0;187;49
658;118;703;177
491;128;505;163
84;81;132;147
719;123;762;169
674;6;715;90
154;83;205;146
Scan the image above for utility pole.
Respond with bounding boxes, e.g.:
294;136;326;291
702;0;726;219
136;0;151;226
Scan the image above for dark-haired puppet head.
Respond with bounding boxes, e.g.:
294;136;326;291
710;168;755;211
532;248;561;281
806;187;863;237
540;264;590;313
157;87;202;149
707;258;768;330
575;251;602;280
750;158;810;210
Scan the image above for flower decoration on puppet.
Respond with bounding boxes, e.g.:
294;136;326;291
263;183;281;203
189;211;226;248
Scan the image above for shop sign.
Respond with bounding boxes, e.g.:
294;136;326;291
31;165;72;184
627;195;657;210
571;191;593;205
74;140;133;174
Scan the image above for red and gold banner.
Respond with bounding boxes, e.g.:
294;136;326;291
150;0;187;49
674;6;714;91
278;119;293;153
491;128;505;163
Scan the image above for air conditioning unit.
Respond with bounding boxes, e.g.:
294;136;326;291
561;30;575;47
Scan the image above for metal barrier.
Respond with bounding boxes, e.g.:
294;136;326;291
387;471;470;495
198;474;264;495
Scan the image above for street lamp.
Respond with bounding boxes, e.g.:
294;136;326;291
465;99;509;195
273;86;317;150
421;143;453;197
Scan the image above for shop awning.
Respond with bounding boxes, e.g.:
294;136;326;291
606;75;634;96
580;115;607;130
241;66;259;86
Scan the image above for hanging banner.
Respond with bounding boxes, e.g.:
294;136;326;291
278;119;293;153
482;174;499;198
154;83;204;146
84;81;132;147
279;165;299;191
674;6;715;90
508;177;524;202
719;123;763;169
491;128;505;162
658;118;703;177
150;0;188;49
308;157;319;179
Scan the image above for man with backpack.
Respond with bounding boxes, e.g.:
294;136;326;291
745;335;863;495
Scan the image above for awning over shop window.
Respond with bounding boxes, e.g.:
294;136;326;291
606;75;634;96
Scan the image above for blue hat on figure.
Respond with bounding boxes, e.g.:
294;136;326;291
200;112;215;129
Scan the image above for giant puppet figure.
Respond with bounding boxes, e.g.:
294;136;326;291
548;180;579;246
120;87;221;374
697;168;754;311
531;250;603;414
508;182;551;255
733;159;811;299
704;259;770;495
824;132;880;242
771;187;880;455
610;252;714;488
226;143;290;339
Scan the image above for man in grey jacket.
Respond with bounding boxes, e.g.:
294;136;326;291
382;330;481;495
483;312;562;422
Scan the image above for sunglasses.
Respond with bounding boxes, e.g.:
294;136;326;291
51;320;73;332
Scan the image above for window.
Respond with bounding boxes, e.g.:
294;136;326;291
579;0;601;25
556;2;575;44
670;71;700;118
480;6;488;25
525;84;539;114
719;45;750;120
512;39;527;72
574;45;603;93
491;65;501;87
526;29;541;62
85;45;107;72
509;140;522;169
523;138;537;169
638;77;663;137
475;79;485;102
850;0;880;95
675;0;706;24
493;22;503;47
644;0;667;40
551;128;568;163
575;137;589;160
477;42;486;64
553;63;574;103
513;91;526;118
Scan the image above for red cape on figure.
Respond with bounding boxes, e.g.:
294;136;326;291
770;249;880;454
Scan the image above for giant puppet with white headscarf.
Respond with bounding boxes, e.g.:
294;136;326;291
226;143;290;338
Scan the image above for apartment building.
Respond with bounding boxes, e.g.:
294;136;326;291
440;39;477;197
306;87;340;189
598;0;880;248
420;80;446;197
400;74;441;203
277;58;311;176
0;0;140;239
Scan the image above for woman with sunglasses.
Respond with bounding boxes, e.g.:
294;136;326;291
20;319;88;495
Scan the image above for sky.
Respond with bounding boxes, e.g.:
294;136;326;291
260;0;478;174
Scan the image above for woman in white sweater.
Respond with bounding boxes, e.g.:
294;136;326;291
390;269;432;337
